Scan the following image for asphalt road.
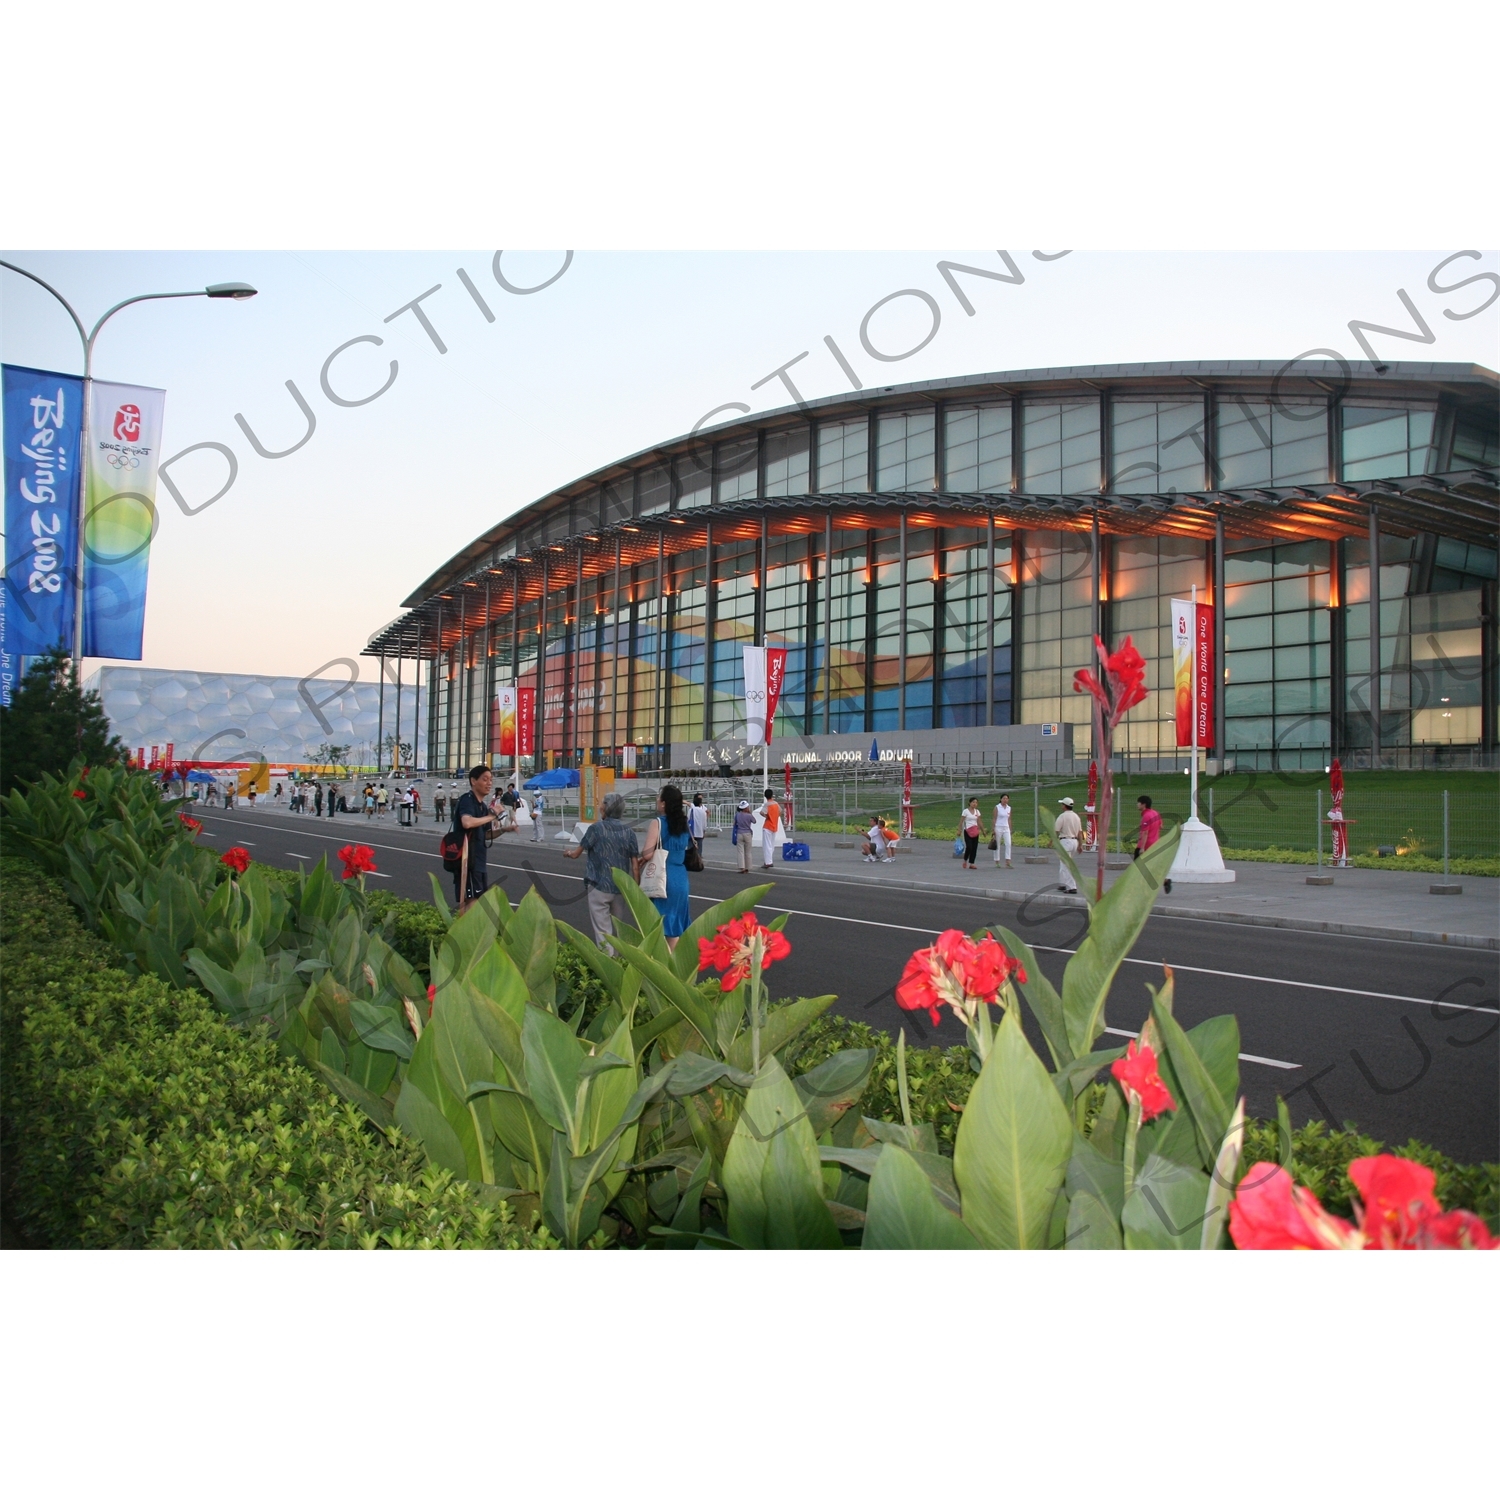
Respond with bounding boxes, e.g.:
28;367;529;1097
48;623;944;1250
194;807;1500;1166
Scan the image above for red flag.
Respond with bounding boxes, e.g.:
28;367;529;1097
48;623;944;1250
517;687;536;757
764;648;788;741
902;757;913;839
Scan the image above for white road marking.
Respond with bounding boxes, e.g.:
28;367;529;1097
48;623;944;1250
1100;1025;1299;1071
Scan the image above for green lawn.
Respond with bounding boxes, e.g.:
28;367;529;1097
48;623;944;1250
792;769;1499;863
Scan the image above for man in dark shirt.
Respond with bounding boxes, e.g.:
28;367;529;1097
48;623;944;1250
453;764;501;908
565;793;639;950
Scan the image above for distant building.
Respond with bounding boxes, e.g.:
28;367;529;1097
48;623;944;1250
85;666;422;770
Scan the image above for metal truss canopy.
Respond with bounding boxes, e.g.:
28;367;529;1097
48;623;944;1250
365;468;1498;660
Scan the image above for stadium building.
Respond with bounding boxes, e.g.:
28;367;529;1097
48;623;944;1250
365;361;1499;774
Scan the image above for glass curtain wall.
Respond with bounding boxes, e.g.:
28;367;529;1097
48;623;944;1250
1021;402;1100;492
1341;406;1436;480
828;527;870;730
763;427;810;496
667;547;707;743
818;420;869;492
764;535;812;735
1017;530;1095;745
1223;539;1331;767
1108;536;1208;758
870;528;900;730
937;525;1012;726
710;538;758;738
1215;399;1328;487
1111;401;1206;492
944;404;1012;491
876;410;936;491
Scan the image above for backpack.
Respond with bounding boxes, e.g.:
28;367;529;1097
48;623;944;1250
440;802;467;873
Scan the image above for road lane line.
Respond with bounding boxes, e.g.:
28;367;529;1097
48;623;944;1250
1100;1025;1299;1071
191;814;1497;1017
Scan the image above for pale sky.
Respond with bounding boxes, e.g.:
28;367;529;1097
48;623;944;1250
2;249;1496;685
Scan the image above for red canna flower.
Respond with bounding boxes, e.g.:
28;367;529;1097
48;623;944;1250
72;789;87;799
1110;1039;1177;1122
1230;1154;1499;1250
220;846;251;874
1073;635;1149;728
697;912;791;992
179;813;202;834
895;929;1026;1028
427;982;437;1020
338;843;378;880
1228;1162;1365;1250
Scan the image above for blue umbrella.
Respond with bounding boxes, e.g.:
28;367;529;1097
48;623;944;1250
869;738;879;762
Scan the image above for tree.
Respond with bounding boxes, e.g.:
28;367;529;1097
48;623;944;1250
0;648;126;796
312;742;351;768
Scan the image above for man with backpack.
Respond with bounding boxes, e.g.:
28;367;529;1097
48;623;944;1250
447;764;502;910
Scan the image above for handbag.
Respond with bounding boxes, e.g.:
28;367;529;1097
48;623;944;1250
952;835;965;858
684;840;704;873
640;847;668;898
988;836;998;851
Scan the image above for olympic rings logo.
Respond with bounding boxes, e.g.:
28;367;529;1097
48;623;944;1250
106;452;142;469
745;689;765;702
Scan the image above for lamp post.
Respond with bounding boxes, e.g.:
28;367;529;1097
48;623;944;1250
0;261;257;665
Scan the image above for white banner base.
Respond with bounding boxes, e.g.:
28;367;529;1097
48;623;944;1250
1167;816;1236;883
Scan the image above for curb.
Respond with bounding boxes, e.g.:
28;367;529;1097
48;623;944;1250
701;858;1500;952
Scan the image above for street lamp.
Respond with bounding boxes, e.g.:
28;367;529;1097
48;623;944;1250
0;260;258;664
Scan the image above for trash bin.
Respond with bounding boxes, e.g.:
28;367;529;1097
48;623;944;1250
398;803;412;827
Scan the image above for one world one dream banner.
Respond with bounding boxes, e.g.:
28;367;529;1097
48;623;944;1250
3;364;84;658
83;380;165;660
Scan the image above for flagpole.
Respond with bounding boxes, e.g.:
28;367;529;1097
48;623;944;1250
1190;583;1199;823
762;632;768;792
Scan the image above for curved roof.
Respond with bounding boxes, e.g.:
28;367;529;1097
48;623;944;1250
403;359;1497;609
369;359;1499;657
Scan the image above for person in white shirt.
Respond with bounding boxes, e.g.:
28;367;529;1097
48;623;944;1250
688;793;709;861
862;816;889;863
993;793;1013;868
1054;797;1083;894
959;796;982;869
531;791;545;842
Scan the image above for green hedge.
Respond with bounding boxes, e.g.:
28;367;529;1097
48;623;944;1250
0;859;547;1249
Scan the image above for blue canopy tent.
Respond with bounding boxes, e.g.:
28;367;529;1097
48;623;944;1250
523;768;580;791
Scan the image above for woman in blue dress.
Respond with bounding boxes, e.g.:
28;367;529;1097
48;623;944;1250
639;783;692;949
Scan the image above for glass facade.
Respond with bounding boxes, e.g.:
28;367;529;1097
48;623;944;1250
1111;400;1205;493
403;376;1496;769
1021;402;1100;492
876;409;936;491
1215;398;1327;487
1222;540;1331;762
817;418;869;492
1341;405;1435;480
944;403;1012;492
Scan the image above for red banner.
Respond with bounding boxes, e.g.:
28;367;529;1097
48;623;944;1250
902;757;913;838
764;648;788;741
516;687;536;757
1194;604;1215;749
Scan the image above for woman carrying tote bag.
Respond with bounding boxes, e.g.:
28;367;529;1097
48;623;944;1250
637;784;693;951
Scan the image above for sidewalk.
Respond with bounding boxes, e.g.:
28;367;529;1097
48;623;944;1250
222;797;1499;951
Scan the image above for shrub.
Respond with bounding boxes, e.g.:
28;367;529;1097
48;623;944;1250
366;888;450;974
0;860;546;1249
0;647;125;797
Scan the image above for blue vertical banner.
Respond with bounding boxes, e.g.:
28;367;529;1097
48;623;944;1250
3;364;84;657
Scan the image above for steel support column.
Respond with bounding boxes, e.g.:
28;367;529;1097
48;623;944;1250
393;649;403;776
655;528;666;767
702;518;715;740
1368;504;1381;762
986;512;996;727
822;510;833;735
540;555;550;766
897;509;908;731
1213;512;1226;762
376;653;386;777
612;539;622;760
